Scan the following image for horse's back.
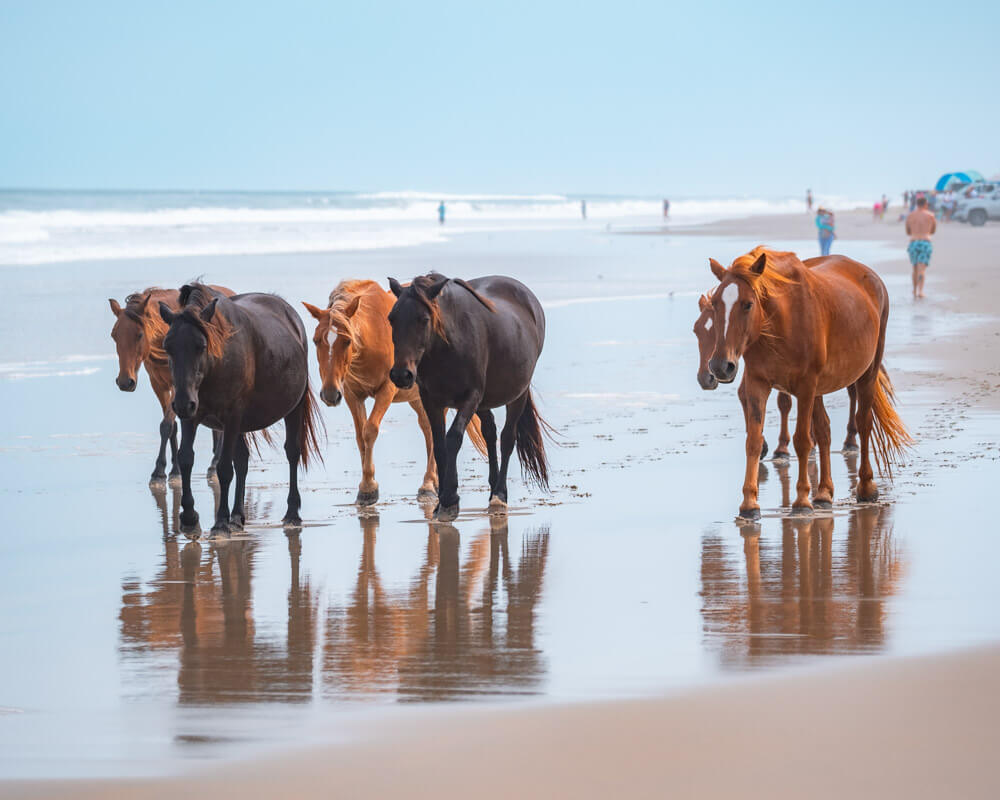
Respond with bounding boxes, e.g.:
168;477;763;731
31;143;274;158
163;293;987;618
467;275;546;346
230;292;307;344
808;255;888;317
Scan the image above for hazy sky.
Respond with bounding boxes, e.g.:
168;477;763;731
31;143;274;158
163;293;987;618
2;0;997;197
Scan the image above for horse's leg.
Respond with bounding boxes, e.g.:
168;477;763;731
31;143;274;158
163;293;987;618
792;388;817;511
773;392;793;460
811;396;834;508
282;395;305;526
210;426;238;536
148;378;173;486
477;408;499;496
493;392;528;510
422;397;450;518
436;391;482;520
843;384;859;451
178;419;200;533
229;436;250;530
410;399;440;499
356;384;395;506
854;371;879;502
738;378;768;520
167;417;181;484
739;379;768;460
207;430;223;480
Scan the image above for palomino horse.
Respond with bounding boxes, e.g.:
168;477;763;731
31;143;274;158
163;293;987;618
159;284;323;535
706;247;910;519
109;285;233;484
694;280;865;458
303;280;486;506
387;274;550;520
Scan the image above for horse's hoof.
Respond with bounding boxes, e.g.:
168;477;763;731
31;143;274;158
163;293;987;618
738;507;761;521
759;439;769;459
842;442;859;453
206;471;219;484
356;488;379;506
856;489;879;503
488;495;508;514
229;513;245;530
772;451;791;462
282;514;303;529
179;511;200;534
791;504;814;515
210;522;231;537
435;502;460;522
417;487;438;502
149;474;167;489
813;499;833;509
167;473;182;488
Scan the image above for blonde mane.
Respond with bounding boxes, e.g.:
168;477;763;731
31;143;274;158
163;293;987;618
727;246;799;303
326;279;378;348
123;288;170;365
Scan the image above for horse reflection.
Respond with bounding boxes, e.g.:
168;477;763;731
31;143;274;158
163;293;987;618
701;487;903;667
323;515;550;701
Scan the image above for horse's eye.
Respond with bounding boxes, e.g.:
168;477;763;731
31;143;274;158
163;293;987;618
137;331;144;339
742;301;752;311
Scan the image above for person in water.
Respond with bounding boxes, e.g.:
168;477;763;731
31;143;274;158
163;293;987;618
806;189;813;211
815;207;835;256
581;199;587;219
906;196;936;299
663;198;670;218
438;201;445;225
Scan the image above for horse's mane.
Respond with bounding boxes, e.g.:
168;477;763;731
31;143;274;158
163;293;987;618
326;279;380;348
123;287;170;365
175;283;233;360
407;273;495;341
727;246;799;303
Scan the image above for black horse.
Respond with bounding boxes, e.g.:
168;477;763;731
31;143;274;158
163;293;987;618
387;274;549;520
159;284;323;535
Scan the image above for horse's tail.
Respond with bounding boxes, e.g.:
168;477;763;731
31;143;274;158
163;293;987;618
244;427;275;457
870;367;912;478
516;389;554;490
298;378;326;470
465;414;489;458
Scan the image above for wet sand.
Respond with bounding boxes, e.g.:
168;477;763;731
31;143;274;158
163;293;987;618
2;210;1000;795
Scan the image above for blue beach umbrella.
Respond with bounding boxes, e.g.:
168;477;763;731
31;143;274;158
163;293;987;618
935;171;984;191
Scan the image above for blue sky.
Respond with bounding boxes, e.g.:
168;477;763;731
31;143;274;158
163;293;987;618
1;0;997;197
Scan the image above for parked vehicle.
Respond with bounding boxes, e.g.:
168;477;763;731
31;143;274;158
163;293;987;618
954;184;1000;226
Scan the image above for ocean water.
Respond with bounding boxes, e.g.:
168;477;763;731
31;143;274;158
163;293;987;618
0;189;868;266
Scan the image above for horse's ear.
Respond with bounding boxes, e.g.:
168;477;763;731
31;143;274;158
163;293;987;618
344;295;362;318
749;253;767;275
388;278;403;297
158;302;176;325
425;278;449;301
709;258;727;281
138;293;151;312
109;298;122;317
698;294;710;312
200;298;218;323
302;302;326;321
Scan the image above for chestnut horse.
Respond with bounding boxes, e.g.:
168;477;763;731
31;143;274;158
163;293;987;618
387;274;550;521
159;284;323;535
302;280;486;505
109;285;233;485
706;247;910;519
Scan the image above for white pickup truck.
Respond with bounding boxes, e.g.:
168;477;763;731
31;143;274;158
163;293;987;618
954;183;1000;226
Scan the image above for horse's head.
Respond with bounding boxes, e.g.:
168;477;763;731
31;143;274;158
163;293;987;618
693;292;718;390
386;274;449;389
707;253;766;383
109;294;151;392
302;296;360;407
159;298;220;419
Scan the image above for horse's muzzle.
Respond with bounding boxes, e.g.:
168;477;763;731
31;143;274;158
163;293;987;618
116;376;137;392
172;398;198;418
390;366;414;389
697;371;718;390
321;386;342;407
709;357;738;384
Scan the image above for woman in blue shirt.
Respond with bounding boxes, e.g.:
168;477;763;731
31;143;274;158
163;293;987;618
815;208;835;256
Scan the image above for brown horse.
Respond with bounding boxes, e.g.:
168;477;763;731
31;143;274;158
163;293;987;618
706;247;910;519
303;280;486;506
109;285;234;485
694;283;862;458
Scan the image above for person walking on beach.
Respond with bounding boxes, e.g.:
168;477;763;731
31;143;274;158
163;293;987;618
438;201;446;225
663;198;670;218
906;196;936;299
881;194;889;219
816;207;835;256
806;189;813;211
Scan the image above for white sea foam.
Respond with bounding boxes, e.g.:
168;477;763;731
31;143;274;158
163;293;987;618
0;354;114;381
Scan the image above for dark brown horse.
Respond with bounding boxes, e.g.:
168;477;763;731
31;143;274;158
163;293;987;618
159;284;323;535
109;285;234;485
706;248;910;519
387;274;550;520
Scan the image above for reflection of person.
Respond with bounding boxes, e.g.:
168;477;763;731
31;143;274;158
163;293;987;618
815;207;835;256
806;189;813;211
906;196;936;299
438;201;446;225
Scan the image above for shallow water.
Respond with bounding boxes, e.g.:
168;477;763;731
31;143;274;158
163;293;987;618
0;228;997;777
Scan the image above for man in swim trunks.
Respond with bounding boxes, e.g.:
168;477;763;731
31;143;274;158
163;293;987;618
906;196;936;299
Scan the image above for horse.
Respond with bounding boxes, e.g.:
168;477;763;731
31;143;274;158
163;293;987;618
158;283;323;535
302;280;487;506
694;279;865;459
386;273;550;521
109;285;234;485
706;247;910;519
